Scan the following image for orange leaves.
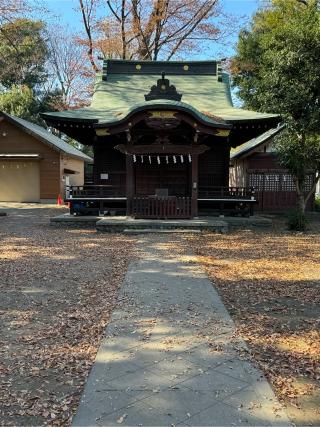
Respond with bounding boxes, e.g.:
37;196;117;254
0;206;137;425
187;223;320;423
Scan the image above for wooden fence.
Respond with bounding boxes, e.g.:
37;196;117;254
129;196;192;219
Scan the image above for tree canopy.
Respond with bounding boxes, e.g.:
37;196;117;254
77;0;235;70
232;0;320;131
231;0;320;216
0;18;48;88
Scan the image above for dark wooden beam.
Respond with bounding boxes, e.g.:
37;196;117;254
115;144;210;155
191;154;199;218
126;155;134;216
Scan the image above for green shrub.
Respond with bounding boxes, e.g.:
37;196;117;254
286;210;309;231
315;195;320;212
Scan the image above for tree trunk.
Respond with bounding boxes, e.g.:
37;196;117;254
295;176;306;214
297;190;306;214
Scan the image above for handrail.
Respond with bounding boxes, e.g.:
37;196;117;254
65;185;256;201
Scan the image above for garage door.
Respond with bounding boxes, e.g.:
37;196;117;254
0;161;40;202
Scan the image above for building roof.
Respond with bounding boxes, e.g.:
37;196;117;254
41;59;280;126
230;125;285;160
1;111;92;161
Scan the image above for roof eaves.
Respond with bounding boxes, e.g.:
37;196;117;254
94;101;232;130
1;111;92;162
230;125;285;160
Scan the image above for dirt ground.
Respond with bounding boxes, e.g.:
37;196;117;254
0;204;137;426
187;216;320;426
1;205;319;426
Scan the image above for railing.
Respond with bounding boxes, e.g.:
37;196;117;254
66;185;256;200
198;186;255;200
129;196;192;219
66;185;125;199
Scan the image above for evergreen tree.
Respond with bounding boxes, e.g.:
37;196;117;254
232;0;320;224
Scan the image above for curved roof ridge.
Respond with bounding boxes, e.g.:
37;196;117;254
94;99;231;129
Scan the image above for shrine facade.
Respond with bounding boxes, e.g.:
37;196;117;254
42;59;281;218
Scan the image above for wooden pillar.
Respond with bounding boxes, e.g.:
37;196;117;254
126;154;134;216
191;154;198;218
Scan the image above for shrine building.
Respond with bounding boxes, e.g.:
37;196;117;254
42;59;281;218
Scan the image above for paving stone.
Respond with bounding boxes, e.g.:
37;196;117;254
98;399;180;426
72;235;291;427
73;390;151;426
100;369;171;392
145;354;207;381
179;368;248;398
212;357;261;383
182;343;233;369
180;400;272;426
224;386;291;426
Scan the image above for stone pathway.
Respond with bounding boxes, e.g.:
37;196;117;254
73;235;291;427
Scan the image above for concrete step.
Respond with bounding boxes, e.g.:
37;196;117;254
96;217;229;233
49;214;273;233
123;228;201;234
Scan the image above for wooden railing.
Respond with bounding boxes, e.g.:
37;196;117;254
65;186;257;217
67;185;255;200
198;186;255;200
129;196;192;219
66;185;125;199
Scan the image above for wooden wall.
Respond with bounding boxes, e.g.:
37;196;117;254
93;140;126;196
198;143;229;195
230;151;314;211
135;161;189;196
93;136;231;198
60;155;85;196
0;119;60;199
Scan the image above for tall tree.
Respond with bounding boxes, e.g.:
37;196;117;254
78;0;100;72
0;85;38;120
0;0;28;24
45;26;93;109
231;0;320;218
0;18;48;88
77;0;233;65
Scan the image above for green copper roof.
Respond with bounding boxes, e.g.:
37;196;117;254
42;60;280;125
230;125;285;160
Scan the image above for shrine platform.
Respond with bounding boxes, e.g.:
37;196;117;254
50;214;272;233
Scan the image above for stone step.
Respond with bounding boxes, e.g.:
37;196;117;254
123;228;201;234
96;218;229;233
49;214;273;233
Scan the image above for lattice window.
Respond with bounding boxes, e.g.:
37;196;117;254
264;174;280;191
249;172;314;192
248;173;264;190
305;174;314;192
281;174;295;191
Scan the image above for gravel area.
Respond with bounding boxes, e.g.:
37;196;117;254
0;204;137;426
187;218;320;426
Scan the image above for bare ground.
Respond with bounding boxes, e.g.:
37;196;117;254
0;204;137;426
187;217;320;426
1;205;320;426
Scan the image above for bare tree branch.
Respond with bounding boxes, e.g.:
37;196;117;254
78;0;99;72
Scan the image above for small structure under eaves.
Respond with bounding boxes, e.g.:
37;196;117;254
42;59;281;218
230;125;315;212
0;111;92;203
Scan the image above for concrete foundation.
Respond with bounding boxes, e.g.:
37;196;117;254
50;214;272;233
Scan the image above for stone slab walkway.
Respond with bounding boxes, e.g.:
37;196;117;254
73;235;291;427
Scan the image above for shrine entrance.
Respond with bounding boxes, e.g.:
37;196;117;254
135;156;190;197
129;154;192;219
116;143;208;219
